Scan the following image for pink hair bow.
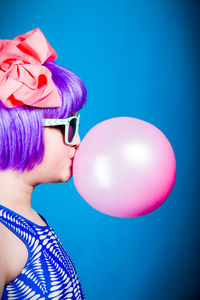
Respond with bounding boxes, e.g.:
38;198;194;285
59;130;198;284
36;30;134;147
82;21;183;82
0;28;61;108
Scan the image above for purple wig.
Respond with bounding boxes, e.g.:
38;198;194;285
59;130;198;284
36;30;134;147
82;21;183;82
0;61;87;173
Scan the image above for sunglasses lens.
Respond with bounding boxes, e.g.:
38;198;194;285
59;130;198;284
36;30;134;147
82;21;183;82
68;117;77;142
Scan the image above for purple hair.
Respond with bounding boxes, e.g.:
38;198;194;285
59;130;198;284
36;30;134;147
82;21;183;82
0;61;87;173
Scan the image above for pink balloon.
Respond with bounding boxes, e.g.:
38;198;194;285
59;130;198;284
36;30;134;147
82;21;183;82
72;117;176;218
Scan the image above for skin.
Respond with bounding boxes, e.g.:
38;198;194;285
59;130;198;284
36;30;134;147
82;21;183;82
0;117;81;218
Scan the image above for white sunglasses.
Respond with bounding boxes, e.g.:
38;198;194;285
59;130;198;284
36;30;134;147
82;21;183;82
42;113;80;145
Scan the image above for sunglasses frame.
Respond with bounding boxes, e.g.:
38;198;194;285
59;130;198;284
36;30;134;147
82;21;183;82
42;113;80;145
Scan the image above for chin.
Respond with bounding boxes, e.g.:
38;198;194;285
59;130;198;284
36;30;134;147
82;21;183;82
60;166;73;183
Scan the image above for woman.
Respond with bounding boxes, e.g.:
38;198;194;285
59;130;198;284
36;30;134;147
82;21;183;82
0;28;87;299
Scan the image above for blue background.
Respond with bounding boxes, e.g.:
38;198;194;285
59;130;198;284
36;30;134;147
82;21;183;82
1;0;199;299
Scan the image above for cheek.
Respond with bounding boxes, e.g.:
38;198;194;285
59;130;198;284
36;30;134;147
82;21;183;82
43;129;72;169
46;145;71;169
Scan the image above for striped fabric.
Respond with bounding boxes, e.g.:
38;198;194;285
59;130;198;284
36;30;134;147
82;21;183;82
0;204;85;300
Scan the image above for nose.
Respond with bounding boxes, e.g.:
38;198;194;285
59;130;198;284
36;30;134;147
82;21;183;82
69;134;81;158
73;133;81;149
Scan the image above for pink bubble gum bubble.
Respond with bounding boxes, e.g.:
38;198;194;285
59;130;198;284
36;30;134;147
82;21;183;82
72;117;176;218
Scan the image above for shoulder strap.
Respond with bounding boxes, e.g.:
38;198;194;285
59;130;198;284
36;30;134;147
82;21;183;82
0;205;45;264
0;204;38;235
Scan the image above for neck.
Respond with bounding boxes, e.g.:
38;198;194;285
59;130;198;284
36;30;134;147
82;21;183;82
0;170;34;212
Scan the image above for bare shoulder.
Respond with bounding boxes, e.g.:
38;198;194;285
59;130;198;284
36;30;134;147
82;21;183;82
0;222;10;296
0;221;28;286
0;221;10;264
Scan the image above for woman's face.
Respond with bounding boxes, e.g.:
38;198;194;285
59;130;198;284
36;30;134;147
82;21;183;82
33;114;81;184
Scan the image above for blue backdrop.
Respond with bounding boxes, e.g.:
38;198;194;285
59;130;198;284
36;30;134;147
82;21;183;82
1;0;199;299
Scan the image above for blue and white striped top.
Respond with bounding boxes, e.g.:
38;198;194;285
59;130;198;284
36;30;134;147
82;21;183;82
0;204;85;300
